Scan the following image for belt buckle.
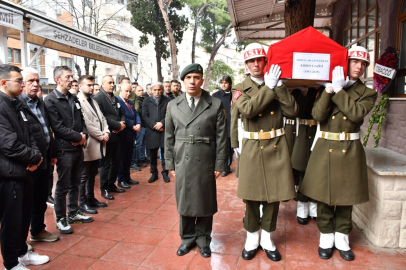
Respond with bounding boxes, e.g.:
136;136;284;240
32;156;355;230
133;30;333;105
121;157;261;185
327;132;340;141
343;132;350;141
188;135;194;144
258;131;271;140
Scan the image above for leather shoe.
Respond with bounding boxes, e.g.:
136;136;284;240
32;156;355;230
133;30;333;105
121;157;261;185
130;164;141;171
108;185;125;193
221;171;229;177
241;247;258;260
310;216;317;221
138;162;147;168
263;247;281;261
148;174;158;183
162;171;170;183
338;248;354;261
126;179;139;185
80;202;98;214
88;197;107;208
117;181;131;189
101;190;114;200
199;246;211;258
318;247;333;260
176;243;195;256
297;216;309;225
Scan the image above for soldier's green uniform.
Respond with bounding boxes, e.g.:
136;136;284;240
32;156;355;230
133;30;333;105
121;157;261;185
165;89;228;247
231;77;298;233
301;80;377;234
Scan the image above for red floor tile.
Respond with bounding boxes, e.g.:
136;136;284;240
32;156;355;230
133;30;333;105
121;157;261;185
73;221;131;241
187;253;240;270
87;260;136;270
210;234;245;256
139;213;178;229
30;234;85;253
100;242;155;266
153;203;178;216
141;246;195;270
109;211;149;226
332;245;384;267
124;201;163;214
39;254;96;270
285;240;334;264
64;237;118;259
159;230;182;248
123;226;170;245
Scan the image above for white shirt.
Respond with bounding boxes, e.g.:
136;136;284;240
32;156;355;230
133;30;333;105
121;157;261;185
251;76;264;85
186;91;202;109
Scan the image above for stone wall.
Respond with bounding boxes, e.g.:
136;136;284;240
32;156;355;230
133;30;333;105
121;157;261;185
331;0;406;155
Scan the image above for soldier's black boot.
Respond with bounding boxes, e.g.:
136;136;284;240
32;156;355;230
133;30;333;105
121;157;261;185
148;173;158;183
162;171;170;183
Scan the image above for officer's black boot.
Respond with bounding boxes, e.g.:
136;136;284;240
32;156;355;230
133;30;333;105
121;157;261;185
162;170;170;183
148;173;158;183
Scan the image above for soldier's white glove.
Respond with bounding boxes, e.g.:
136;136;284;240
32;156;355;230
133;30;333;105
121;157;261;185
316;82;334;94
332;66;349;93
264;64;281;89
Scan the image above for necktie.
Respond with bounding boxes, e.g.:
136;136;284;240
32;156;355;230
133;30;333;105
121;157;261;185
125;100;131;111
190;97;195;112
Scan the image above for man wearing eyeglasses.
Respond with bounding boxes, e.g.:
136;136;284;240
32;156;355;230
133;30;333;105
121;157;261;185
44;66;93;235
0;64;49;270
18;67;59;244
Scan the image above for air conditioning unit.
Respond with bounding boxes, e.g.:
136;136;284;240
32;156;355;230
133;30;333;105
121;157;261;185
106;64;111;69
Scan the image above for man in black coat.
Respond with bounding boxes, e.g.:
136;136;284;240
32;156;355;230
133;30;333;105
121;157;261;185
93;75;126;199
0;64;49;270
44;66;93;234
19;67;59;243
212;76;233;176
142;82;171;183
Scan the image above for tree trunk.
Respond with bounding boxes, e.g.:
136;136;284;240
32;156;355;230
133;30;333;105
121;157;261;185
75;63;82;77
192;4;209;63
284;0;316;37
157;0;179;80
154;35;163;82
203;23;232;90
92;59;97;77
84;57;90;75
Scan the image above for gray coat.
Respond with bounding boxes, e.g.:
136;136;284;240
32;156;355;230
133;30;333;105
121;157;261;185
165;90;228;217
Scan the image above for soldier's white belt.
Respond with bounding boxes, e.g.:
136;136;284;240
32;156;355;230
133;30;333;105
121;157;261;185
318;131;360;141
243;128;285;140
285;119;295;125
299;119;317;126
176;135;214;144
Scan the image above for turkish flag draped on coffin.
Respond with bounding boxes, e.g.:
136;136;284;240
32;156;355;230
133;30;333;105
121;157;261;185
265;26;348;81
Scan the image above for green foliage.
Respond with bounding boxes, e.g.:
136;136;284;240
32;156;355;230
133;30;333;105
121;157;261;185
128;0;188;60
195;0;231;53
205;59;234;91
363;94;389;148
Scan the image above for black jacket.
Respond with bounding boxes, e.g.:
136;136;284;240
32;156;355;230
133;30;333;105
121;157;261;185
44;88;87;151
136;95;145;127
0;92;42;180
18;94;56;170
92;88;125;144
142;96;170;149
212;89;232;137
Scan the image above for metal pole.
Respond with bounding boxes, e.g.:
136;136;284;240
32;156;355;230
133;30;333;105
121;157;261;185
28;39;48;67
0;26;8;64
20;23;28;67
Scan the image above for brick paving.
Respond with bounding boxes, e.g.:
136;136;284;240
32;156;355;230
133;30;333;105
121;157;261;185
2;160;406;269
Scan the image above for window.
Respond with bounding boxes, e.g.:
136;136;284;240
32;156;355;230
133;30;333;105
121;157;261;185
342;0;381;88
59;57;73;69
30;50;46;77
8;48;21;64
396;0;406;96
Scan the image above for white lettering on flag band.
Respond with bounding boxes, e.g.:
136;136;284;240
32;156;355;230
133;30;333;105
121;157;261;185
374;63;397;79
30;19;138;65
292;52;331;80
0;7;23;31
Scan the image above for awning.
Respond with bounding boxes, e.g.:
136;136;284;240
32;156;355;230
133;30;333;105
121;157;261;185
0;4;23;31
0;0;138;66
226;0;337;41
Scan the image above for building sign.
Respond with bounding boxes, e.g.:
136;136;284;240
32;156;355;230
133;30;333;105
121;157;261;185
30;19;137;65
374;63;396;79
0;7;23;31
292;52;331;80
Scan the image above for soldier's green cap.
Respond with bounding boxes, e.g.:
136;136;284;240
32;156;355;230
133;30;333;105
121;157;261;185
180;63;203;81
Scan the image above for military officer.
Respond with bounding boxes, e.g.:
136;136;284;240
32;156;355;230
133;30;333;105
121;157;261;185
301;46;378;261
231;43;298;261
290;87;319;224
165;63;228;258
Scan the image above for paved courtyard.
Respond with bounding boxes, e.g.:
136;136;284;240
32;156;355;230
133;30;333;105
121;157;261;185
2;160;406;269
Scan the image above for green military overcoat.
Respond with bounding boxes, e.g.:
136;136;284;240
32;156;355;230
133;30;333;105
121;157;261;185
165;90;228;217
231;78;298;203
301;80;377;205
291;88;318;172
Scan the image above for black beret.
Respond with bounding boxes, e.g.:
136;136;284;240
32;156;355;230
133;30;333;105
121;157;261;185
180;63;204;81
